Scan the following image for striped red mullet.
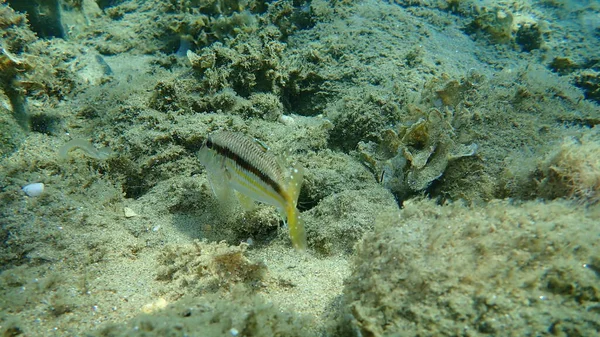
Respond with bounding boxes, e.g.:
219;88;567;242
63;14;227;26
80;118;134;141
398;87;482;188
198;131;307;251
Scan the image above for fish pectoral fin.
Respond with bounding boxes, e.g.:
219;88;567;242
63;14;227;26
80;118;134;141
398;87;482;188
236;192;257;212
206;167;234;206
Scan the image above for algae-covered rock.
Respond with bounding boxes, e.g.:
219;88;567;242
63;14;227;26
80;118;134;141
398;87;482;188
188;32;287;97
0;104;25;157
465;6;514;43
304;186;398;255
337;199;600;336
0;8;34;130
537;129;600;204
501;127;600;205
358;108;477;200
301;150;375;205
327;91;404;152
516;23;543;52
574;71;600;104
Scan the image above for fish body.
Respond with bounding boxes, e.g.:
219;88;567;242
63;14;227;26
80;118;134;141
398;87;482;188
198;131;307;251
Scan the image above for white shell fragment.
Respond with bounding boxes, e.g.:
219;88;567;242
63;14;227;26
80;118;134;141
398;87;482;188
23;183;44;197
123;207;138;218
186;50;200;65
141;298;168;313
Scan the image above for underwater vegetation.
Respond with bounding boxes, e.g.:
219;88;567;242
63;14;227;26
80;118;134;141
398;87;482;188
0;0;599;336
537;132;600;205
359;107;478;201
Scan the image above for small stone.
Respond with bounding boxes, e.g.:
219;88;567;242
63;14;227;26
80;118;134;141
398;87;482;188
278;115;295;125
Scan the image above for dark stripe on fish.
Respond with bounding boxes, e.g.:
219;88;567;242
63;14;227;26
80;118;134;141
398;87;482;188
206;137;284;197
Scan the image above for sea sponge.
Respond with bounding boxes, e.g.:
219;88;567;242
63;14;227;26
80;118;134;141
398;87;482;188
538;129;600;204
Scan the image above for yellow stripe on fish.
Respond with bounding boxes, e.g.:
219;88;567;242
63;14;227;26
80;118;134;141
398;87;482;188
198;131;307;251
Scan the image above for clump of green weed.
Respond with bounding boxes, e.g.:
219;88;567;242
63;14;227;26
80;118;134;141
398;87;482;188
539;129;600;204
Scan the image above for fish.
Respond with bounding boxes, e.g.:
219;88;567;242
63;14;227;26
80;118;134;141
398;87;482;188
198;131;307;251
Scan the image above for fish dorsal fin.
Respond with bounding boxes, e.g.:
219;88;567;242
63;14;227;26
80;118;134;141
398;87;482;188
253;138;270;152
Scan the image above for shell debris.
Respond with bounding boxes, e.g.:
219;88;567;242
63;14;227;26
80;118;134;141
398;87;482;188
123;207;138;218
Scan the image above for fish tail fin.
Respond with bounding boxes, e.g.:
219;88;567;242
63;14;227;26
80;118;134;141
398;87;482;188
286;162;306;251
288;162;304;206
287;206;307;251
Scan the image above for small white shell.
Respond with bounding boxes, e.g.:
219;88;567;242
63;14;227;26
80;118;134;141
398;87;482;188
23;182;44;197
278;115;295;125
